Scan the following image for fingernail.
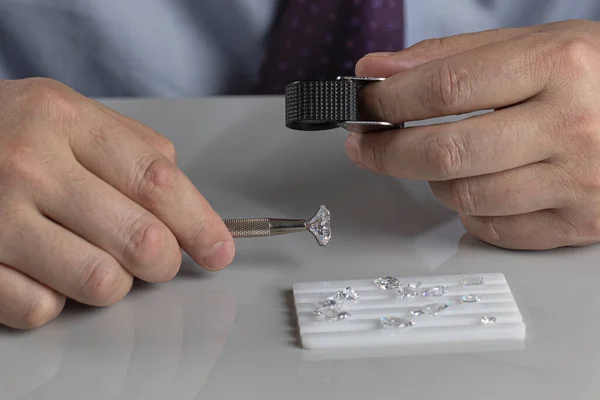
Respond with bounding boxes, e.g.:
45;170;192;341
204;241;235;271
345;134;361;165
365;52;395;57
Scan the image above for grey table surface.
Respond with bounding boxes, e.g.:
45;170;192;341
2;96;600;400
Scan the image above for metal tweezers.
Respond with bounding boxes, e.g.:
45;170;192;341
223;205;331;246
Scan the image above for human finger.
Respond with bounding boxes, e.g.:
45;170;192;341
429;162;570;216
0;262;66;329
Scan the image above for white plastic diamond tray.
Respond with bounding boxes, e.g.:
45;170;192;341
292;273;525;350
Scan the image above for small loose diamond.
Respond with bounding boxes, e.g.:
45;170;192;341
337;287;359;303
480;316;496;325
324;287;358;305
410;303;450;317
306;205;331;246
321;298;338;308
313;295;341;315
327;311;351;321
314;306;349;320
314;287;358;319
380;317;414;329
461;294;481;303
395;287;419;299
407;282;422;289
422;285;448;297
313;300;340;316
461;277;485;286
374;276;401;290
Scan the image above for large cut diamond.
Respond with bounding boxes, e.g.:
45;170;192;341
307;205;331;246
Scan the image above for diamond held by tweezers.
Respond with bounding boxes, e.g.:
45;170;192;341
380;317;414;329
461;294;481;303
374;276;401;290
306;205;331;246
461;277;485;286
422;285;448;297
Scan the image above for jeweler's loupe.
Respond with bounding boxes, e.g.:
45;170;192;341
284;76;404;133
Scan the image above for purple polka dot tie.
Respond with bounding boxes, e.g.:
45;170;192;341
255;0;404;94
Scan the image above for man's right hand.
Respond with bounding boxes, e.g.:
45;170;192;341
0;78;235;330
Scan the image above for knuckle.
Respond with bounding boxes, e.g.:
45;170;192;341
425;135;466;179
90;121;116;146
157;136;177;163
135;157;178;206
0;207;30;242
450;178;478;215
573;114;600;152
0;143;48;186
555;33;597;75
77;256;126;305
125;216;164;264
422;62;474;112
19;293;65;330
20;77;76;119
125;215;179;281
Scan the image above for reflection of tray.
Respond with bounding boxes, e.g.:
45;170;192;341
292;273;526;350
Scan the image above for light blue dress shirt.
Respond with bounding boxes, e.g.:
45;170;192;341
0;0;598;98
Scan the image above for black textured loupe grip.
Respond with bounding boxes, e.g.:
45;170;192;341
285;80;358;131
